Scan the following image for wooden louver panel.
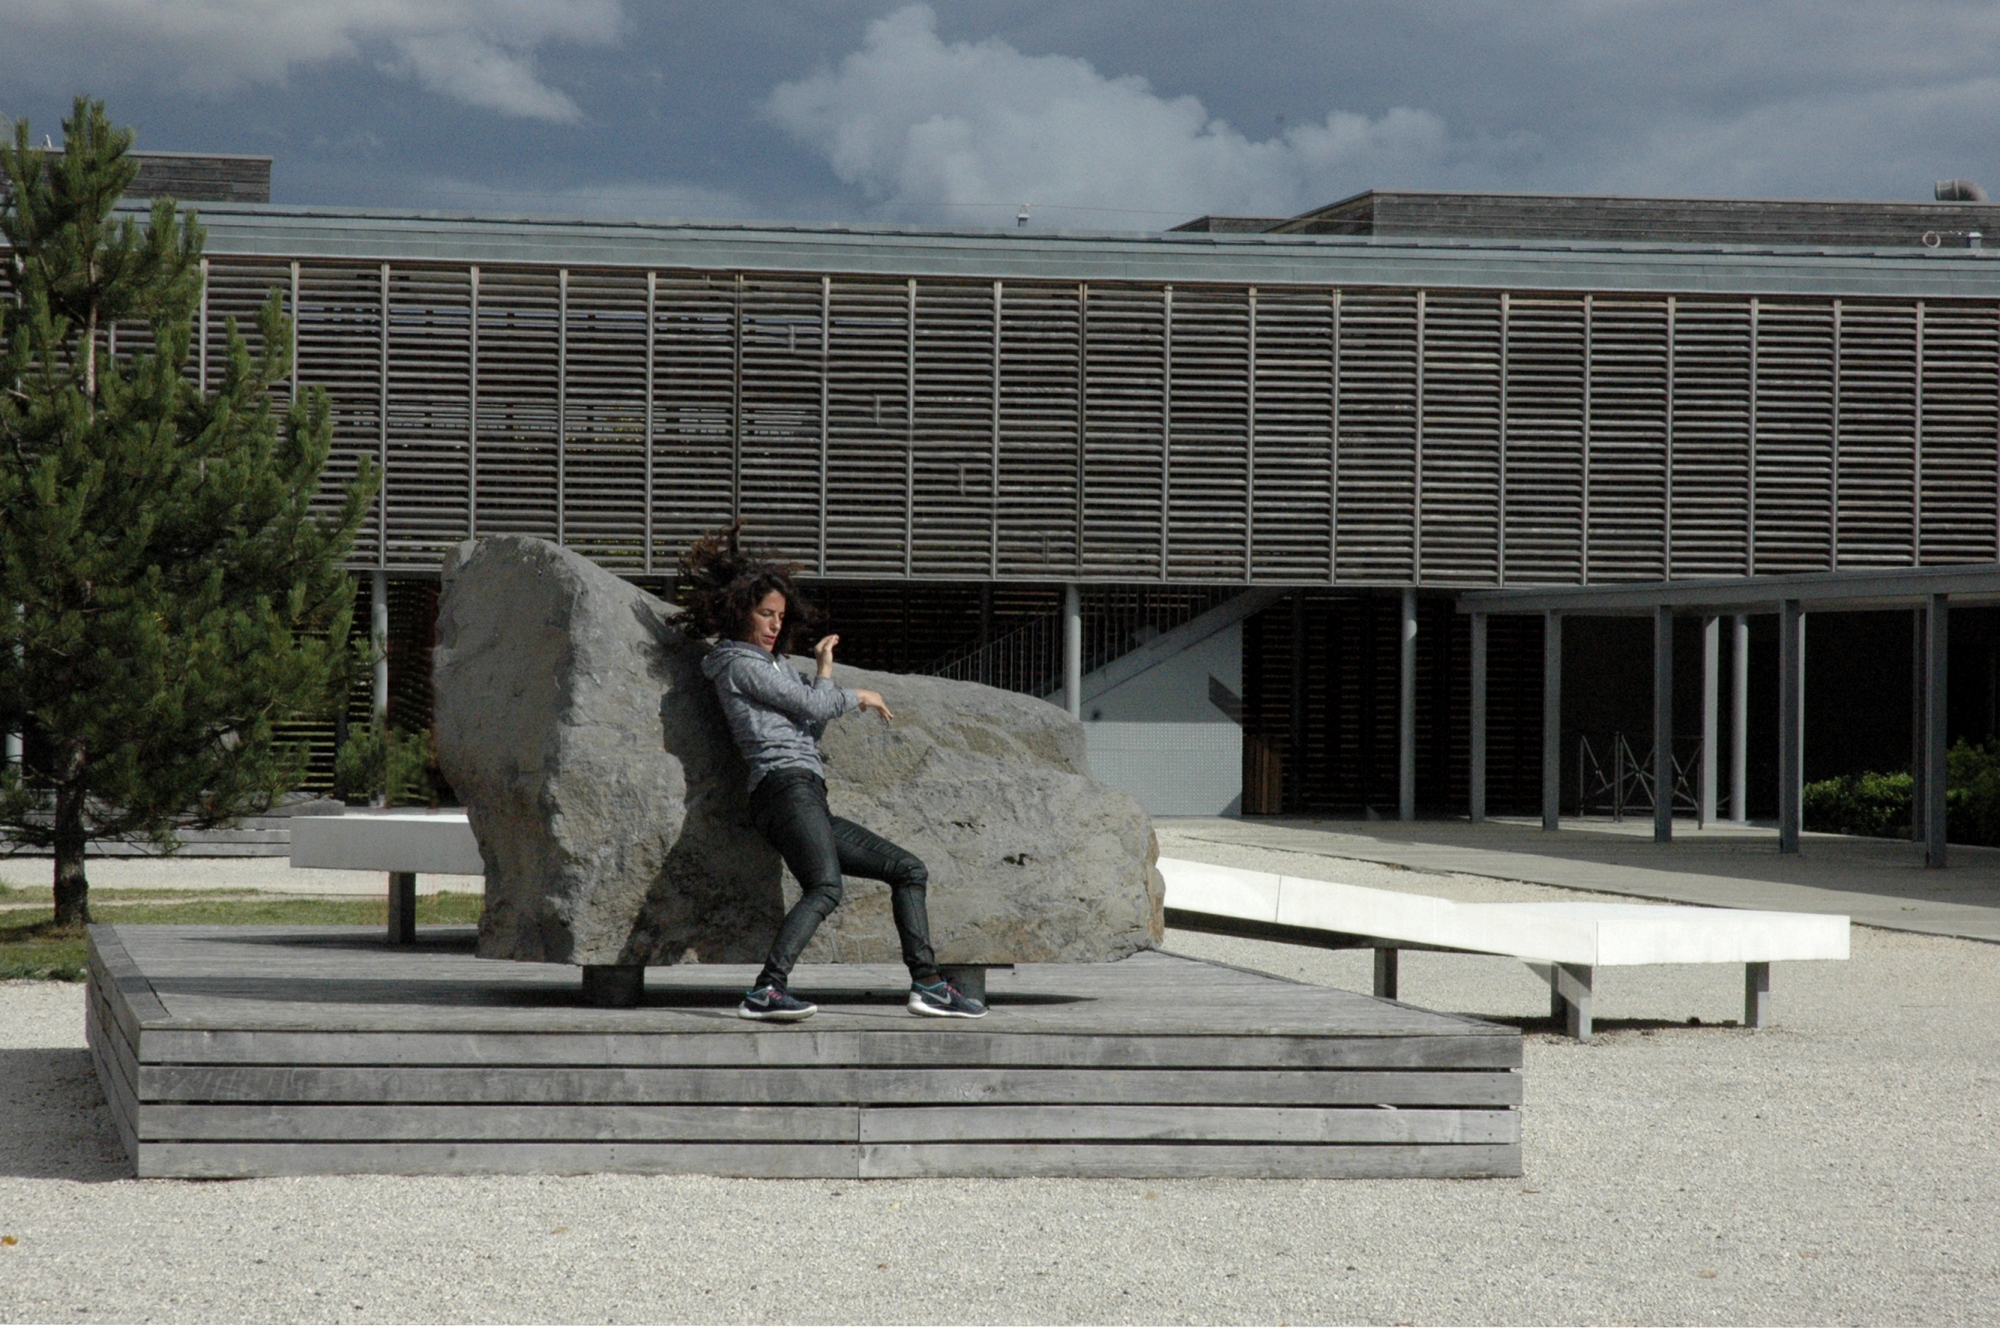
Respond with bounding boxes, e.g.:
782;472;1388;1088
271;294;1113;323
738;276;828;571
1668;299;1751;577
563;269;649;570
202;258;289;396
1166;285;1250;581
48;235;1989;587
996;282;1081;577
1335;289;1418;583
1835;301;1918;567
1752;300;1835;574
825;278;911;575
1587;296;1669;582
1080;284;1167;580
470;267;560;545
1502;294;1584;585
1251;287;1335;582
651;274;736;557
295;262;385;566
1419;290;1502;585
1917;301;1999;564
384;265;472;563
910;280;994;577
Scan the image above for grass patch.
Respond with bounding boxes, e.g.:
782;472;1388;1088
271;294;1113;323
0;891;486;982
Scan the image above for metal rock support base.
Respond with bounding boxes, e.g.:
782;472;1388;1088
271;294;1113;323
581;964;644;1008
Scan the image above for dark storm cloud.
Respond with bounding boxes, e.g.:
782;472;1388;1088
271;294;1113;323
2;1;1997;227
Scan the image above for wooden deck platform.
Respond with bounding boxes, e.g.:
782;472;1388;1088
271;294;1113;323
85;924;1522;1180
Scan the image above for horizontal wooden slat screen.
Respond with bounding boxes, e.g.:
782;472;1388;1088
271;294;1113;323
62;255;2000;586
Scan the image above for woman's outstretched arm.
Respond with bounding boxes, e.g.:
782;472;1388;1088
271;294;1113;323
812;634;892;719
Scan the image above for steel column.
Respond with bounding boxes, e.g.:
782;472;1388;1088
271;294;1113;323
1543;610;1563;831
1398;589;1416;822
1654;606;1675;842
1063;584;1083;720
1926;593;1949;868
1289;595;1307;813
1470;611;1488;823
4;604;17;770
1778;599;1804;854
1700;615;1719;827
371;570;390;727
1731;614;1749;823
1911;606;1926;843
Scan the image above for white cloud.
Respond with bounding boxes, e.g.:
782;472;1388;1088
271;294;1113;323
761;4;1514;228
0;0;621;123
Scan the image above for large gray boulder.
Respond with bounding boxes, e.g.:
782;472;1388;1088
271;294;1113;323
433;536;1162;968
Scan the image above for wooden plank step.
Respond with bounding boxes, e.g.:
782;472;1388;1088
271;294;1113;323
858;1142;1522;1180
859;1106;1519;1145
136;1141;861;1180
140;1064;1521;1107
136;1029;1521;1070
140;1104;859;1143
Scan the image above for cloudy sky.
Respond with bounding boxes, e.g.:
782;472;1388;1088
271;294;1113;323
5;1;2000;231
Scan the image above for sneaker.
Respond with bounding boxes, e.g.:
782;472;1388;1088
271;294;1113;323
739;985;817;1022
908;980;987;1019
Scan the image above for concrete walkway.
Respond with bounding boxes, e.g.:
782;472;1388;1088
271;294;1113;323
1157;815;2000;943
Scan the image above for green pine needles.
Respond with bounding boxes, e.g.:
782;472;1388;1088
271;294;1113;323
0;98;376;924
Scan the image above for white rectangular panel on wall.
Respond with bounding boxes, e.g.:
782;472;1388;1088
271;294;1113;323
1084;722;1242;817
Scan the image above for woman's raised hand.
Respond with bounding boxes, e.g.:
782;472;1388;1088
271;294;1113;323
854;688;893;720
813;633;840;678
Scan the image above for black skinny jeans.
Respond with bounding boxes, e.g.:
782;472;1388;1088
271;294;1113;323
749;768;940;991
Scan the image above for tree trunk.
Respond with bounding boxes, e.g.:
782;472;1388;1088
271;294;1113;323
51;753;89;927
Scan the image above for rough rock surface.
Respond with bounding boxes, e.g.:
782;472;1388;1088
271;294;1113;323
433;536;1162;967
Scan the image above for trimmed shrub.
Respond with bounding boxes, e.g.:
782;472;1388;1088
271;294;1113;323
1803;740;2000;846
1802;769;1912;839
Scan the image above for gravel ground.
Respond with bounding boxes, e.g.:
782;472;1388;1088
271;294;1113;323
0;837;1995;1325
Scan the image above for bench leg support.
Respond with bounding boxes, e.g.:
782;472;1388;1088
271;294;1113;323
387;872;417;945
1745;961;1771;1028
938;965;989;1004
1557;964;1594;1041
1372;947;1399;1001
1529;962;1595;1041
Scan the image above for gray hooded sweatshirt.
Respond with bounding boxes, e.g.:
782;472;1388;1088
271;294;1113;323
701;639;859;790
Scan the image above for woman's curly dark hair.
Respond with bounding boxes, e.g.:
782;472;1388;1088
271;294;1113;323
675;522;819;652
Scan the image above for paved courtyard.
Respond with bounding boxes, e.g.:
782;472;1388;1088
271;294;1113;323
0;835;1994;1325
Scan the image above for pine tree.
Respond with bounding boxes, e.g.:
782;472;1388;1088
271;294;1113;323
0;98;375;925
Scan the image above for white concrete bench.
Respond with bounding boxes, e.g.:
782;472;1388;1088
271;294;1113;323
1158;856;1850;1040
289;809;484;943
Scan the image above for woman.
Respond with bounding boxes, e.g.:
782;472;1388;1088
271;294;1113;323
680;525;986;1022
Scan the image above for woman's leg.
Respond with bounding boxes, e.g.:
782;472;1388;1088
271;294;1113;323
749;773;845;991
827;815;941;986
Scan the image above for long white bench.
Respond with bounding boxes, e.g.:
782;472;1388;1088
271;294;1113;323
289;809;484;943
1158;856;1850;1040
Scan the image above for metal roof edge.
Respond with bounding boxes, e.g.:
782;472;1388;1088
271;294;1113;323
1455;562;2000;614
77;202;2000;299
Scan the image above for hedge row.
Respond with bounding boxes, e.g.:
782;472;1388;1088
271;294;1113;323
1802;740;2000;845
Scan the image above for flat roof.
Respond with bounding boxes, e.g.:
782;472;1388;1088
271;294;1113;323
153;203;2000;300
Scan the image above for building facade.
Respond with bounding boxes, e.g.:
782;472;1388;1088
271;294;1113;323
16;195;2000;826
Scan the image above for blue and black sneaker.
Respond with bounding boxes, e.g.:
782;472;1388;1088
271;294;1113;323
908;979;987;1019
739;985;817;1022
